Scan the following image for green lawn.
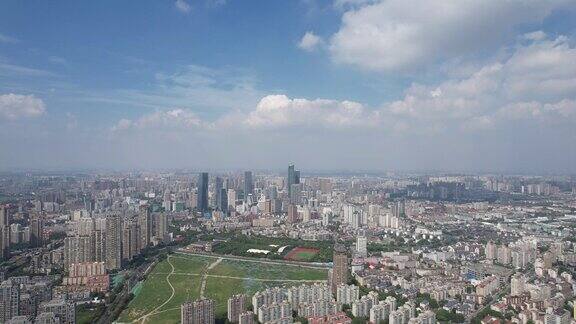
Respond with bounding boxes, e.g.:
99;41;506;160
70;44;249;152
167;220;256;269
118;253;328;323
209;259;327;280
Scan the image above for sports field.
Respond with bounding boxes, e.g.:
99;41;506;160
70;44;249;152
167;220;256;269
284;247;320;261
117;253;328;323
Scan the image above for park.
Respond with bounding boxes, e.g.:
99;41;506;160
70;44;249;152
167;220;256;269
117;252;329;323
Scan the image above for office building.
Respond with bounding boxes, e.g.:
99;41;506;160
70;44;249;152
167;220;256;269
287;164;300;199
244;171;254;198
197;173;209;213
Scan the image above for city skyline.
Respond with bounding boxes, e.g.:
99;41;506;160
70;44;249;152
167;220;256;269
0;1;575;172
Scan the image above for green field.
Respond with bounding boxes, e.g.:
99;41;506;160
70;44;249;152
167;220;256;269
117;253;328;323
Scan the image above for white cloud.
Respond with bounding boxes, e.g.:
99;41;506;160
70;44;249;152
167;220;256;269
113;109;204;131
243;94;376;129
381;34;576;130
329;0;571;72
175;0;191;13
0;94;46;120
298;32;323;52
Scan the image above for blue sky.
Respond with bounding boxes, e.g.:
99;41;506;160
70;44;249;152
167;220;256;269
1;0;575;172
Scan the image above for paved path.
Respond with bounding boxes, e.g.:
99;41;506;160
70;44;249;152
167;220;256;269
200;258;222;298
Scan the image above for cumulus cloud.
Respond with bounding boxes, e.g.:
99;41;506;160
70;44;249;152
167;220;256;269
381;34;576;130
243;95;376;128
329;0;571;72
0;94;46;120
298;32;323;51
175;0;191;13
113;94;378;133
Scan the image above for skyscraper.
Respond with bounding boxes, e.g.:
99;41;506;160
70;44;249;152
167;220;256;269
287;164;300;199
244;171;254;199
30;216;43;248
215;177;224;211
138;204;151;250
218;188;228;213
331;244;349;294
105;214;122;270
0;226;9;261
197;172;209;213
0;206;9;227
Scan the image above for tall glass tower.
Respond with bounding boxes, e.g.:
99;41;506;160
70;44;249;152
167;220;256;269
197;172;209;213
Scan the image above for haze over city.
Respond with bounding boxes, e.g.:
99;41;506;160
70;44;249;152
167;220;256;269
1;1;575;173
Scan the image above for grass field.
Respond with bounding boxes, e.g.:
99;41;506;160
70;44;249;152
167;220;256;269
118;253;328;323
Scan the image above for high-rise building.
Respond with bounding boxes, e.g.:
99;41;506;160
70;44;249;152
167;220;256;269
287;164;300;199
336;284;360;305
122;219;140;262
0;206;10;261
0;206;9;227
0;226;10;261
93;228;106;263
244;171;254;199
63;235;93;268
197;173;209;213
215;177;224;209
238;311;255;324
218;188;228;213
290;183;303;205
227;294;247;323
227;189;237;212
181;299;215;324
154;213;168;242
39;298;75;324
0;280;19;322
356;231;367;257
287;205;298;224
29;217;43;248
331;244;349;294
391;200;405;218
511;273;526;296
485;241;497;260
105;215;122;270
138;204;151;250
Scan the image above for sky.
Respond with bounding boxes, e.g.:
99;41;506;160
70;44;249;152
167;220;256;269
0;0;575;173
